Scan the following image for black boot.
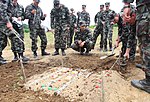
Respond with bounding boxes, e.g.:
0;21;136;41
19;53;29;62
85;48;90;56
12;52;18;62
61;49;66;56
131;75;150;93
52;48;59;56
41;49;50;56
33;51;38;58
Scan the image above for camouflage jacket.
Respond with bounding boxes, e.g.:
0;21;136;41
122;0;150;7
74;28;92;43
50;5;70;29
70;13;76;27
11;3;25;21
25;3;45;28
94;11;104;26
77;11;90;26
0;1;10;25
102;9;115;23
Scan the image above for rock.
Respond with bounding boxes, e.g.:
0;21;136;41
79;92;83;96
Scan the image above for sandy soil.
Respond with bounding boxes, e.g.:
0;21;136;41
0;47;150;102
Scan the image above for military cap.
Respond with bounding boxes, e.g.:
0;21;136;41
105;2;110;6
70;8;74;11
100;4;104;8
53;0;60;3
35;0;40;2
79;21;86;27
82;5;86;7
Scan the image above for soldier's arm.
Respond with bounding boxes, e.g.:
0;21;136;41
94;13;98;24
25;5;34;19
74;32;80;44
85;29;92;43
20;5;25;21
0;3;10;23
50;9;55;29
66;7;70;25
87;12;90;26
40;8;45;21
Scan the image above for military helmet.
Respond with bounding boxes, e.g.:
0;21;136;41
35;0;40;3
79;21;86;27
105;2;110;6
53;0;59;4
100;4;104;8
82;5;86;7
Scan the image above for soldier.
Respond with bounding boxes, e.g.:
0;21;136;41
102;2;115;51
50;0;70;56
11;0;29;62
123;0;150;93
71;21;93;55
92;4;104;50
0;0;27;64
114;12;137;61
77;5;90;27
67;8;76;48
25;0;50;58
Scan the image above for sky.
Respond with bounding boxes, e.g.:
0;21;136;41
18;0;134;28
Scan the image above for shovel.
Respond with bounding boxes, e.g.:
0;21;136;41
100;46;116;60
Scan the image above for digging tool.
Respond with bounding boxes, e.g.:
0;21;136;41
100;46;116;60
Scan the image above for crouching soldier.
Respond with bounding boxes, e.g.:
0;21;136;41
71;21;93;55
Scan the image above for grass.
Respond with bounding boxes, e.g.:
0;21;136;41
6;27;118;51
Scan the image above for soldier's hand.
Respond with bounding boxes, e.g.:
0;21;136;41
115;41;119;48
31;9;36;14
51;29;55;34
124;48;130;59
78;40;82;45
7;22;13;30
79;41;85;47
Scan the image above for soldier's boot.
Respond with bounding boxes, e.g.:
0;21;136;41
136;63;143;69
52;48;59;56
41;49;50;56
12;52;18;62
131;75;150;93
0;52;6;61
33;51;38;58
103;45;107;52
19;53;29;62
85;48;90;56
109;43;112;51
80;48;85;55
61;49;66;56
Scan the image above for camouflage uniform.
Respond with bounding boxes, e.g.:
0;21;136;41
77;5;90;27
123;0;150;93
71;27;93;54
50;3;70;54
11;2;25;53
68;9;76;47
25;3;48;56
102;3;115;51
117;15;137;60
92;6;104;49
0;0;24;63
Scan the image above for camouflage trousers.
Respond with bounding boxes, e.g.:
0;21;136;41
67;27;75;47
71;40;93;52
54;26;68;49
103;23;113;50
92;25;103;49
0;25;23;53
29;27;47;52
121;39;137;60
0;31;7;53
136;4;150;76
12;23;25;53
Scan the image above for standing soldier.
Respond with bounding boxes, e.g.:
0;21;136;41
11;0;29;62
77;5;90;27
67;8;76;48
71;21;93;55
102;2;115;51
50;0;70;56
123;0;150;93
0;0;27;64
92;4;104;50
25;0;50;58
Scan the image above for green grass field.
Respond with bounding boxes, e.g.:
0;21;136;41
6;27;118;50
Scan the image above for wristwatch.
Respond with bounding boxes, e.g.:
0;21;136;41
124;5;130;9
